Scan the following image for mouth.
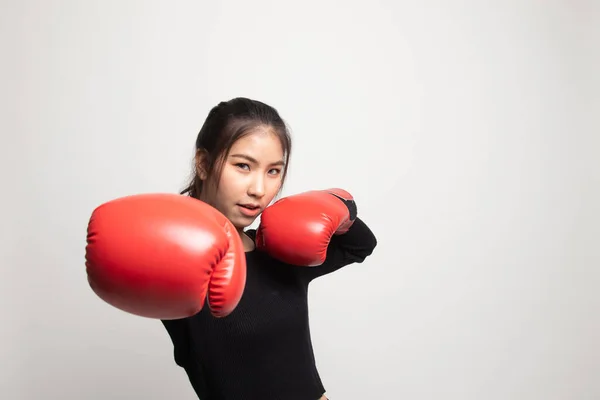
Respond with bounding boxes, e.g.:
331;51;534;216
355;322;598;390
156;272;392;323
238;203;260;210
237;203;262;217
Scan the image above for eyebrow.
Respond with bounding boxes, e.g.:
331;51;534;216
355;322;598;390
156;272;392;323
230;153;285;166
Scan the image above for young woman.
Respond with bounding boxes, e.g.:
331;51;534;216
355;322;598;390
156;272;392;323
85;97;377;399
160;97;377;399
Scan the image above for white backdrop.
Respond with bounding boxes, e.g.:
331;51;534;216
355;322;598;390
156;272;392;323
2;1;599;399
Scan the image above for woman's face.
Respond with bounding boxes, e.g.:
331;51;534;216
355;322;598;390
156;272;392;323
199;126;285;231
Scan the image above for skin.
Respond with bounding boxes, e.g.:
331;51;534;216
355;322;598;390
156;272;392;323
196;126;329;400
197;125;285;251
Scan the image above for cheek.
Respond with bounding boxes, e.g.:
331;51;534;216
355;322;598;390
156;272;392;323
216;167;245;198
264;178;282;199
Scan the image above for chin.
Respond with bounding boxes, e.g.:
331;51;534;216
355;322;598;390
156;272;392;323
229;216;256;231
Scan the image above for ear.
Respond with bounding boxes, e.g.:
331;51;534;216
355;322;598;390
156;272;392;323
195;148;209;180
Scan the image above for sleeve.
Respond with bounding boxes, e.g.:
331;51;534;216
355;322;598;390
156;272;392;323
296;217;377;281
161;318;191;367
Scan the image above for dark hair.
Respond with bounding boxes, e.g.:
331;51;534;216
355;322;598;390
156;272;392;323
181;97;292;199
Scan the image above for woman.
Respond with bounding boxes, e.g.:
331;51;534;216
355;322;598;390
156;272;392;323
159;97;378;399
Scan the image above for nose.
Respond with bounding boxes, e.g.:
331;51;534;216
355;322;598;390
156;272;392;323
248;174;265;198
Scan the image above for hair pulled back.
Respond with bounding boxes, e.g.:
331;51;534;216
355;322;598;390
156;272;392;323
181;97;292;199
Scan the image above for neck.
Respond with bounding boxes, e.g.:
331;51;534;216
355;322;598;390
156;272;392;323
238;228;255;252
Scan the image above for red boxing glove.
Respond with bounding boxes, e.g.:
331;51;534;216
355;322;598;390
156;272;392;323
256;188;357;266
85;193;246;319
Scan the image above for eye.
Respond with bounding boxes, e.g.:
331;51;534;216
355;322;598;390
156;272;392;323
236;163;250;171
268;168;281;176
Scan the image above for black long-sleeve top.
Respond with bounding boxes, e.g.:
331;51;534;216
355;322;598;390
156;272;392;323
161;217;377;400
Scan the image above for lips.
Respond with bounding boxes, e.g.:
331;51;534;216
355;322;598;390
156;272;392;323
238;203;261;217
238;203;260;210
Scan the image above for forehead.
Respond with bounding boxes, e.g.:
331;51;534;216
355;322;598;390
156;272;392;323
230;127;284;160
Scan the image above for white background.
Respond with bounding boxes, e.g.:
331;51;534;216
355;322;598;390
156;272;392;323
2;1;599;399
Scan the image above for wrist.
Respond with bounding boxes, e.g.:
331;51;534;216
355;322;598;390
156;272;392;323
323;188;357;234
